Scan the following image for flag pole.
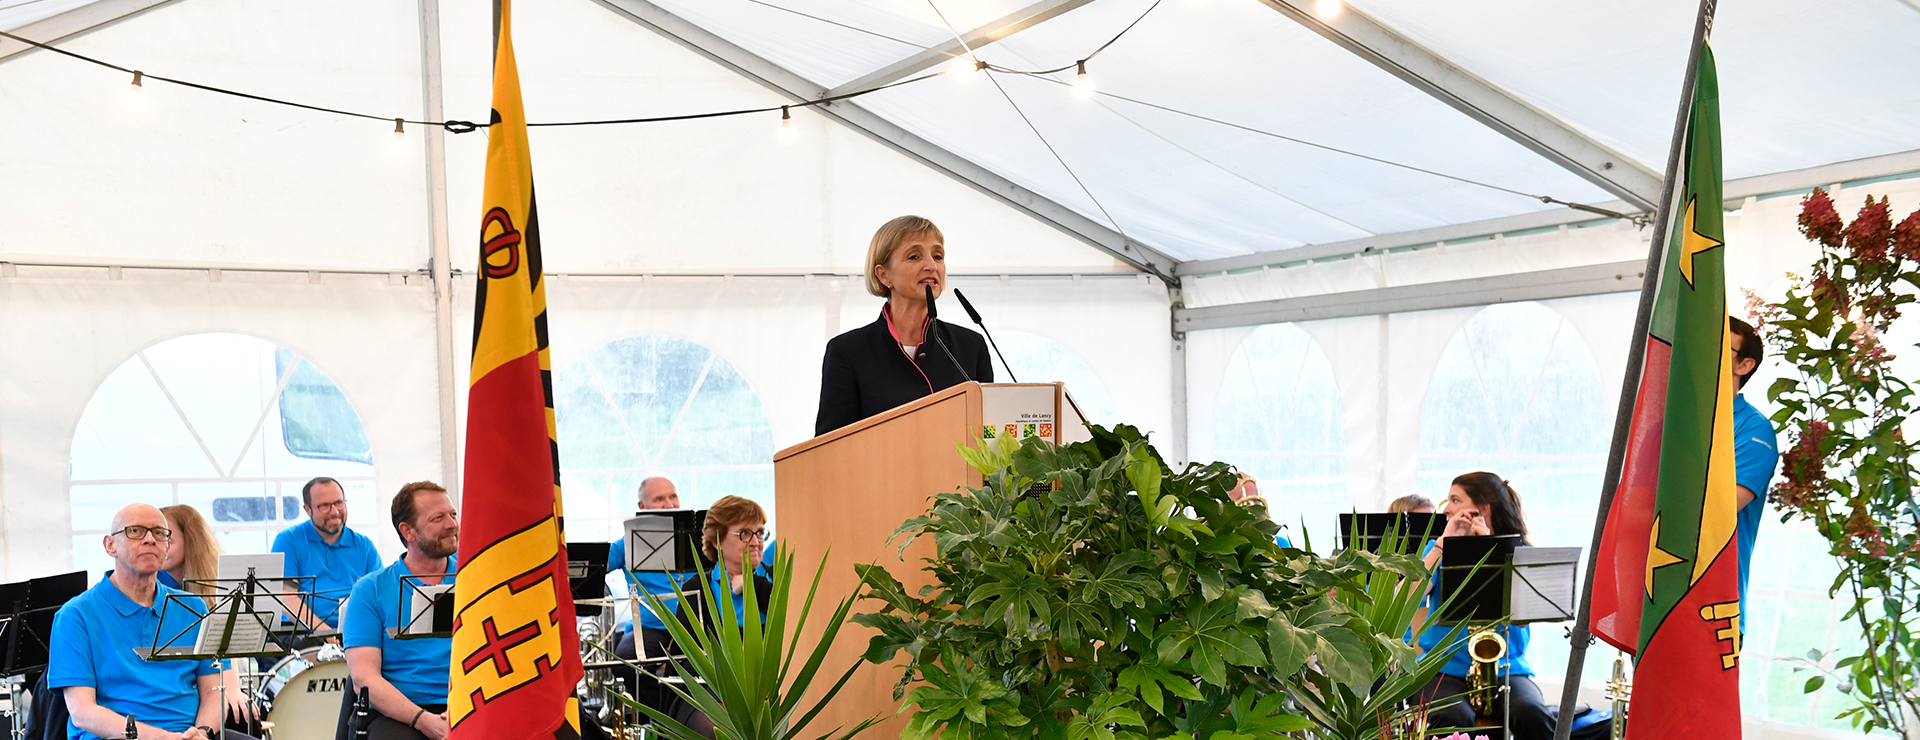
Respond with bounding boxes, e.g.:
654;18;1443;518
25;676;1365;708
1550;1;1719;737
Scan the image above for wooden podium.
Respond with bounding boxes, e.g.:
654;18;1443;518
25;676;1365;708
774;382;1089;737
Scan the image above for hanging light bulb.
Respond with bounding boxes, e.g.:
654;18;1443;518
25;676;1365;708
947;57;980;84
1315;0;1341;18
779;106;796;142
1073;60;1093;98
390;118;407;154
124;70;145;110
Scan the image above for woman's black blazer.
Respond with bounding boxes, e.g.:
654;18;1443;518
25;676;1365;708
815;311;994;436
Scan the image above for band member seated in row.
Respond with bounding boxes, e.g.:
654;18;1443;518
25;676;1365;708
343;482;459;740
1227;473;1291;548
658;496;774;740
1387;493;1435;514
275;477;382;632
49;504;251;740
1415;472;1551;740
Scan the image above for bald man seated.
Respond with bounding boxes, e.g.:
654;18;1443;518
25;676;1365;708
48;504;256;740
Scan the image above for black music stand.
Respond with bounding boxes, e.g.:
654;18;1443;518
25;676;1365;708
388;575;454;640
1338;513;1445;555
622;510;706;574
568;543;611;617
1;570;85;737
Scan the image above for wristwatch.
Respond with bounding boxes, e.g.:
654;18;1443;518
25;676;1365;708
197;725;217;738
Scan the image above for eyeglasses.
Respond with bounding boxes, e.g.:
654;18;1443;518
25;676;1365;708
111;525;173;542
732;529;768;543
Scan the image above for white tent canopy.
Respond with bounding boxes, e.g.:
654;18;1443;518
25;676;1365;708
4;0;1919;734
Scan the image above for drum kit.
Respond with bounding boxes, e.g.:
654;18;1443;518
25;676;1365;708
250;644;350;740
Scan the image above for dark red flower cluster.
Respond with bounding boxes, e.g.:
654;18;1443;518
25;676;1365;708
1799;188;1845;249
1845;197;1893;264
1773;420;1832;513
1896;209;1920;262
1809;272;1849;319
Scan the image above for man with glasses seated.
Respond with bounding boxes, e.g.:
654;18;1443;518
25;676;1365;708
273;477;382;634
48;504;254;740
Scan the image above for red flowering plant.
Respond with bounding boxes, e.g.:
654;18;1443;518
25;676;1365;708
1758;187;1920;735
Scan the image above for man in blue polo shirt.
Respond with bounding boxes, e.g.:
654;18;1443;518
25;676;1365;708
273;477;382;631
1729;317;1781;634
49;503;229;740
343;481;458;740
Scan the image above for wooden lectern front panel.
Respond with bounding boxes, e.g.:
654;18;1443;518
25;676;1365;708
773;383;984;738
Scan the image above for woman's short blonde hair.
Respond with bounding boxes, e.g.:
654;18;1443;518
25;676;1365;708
159;504;223;600
864;215;944;298
701;495;768;562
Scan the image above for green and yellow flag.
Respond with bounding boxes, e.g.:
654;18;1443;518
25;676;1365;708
447;1;584;738
1589;43;1743;739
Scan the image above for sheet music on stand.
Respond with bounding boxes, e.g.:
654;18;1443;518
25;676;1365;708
623;509;705;573
1509;547;1579;623
390;576;455;640
1434;537;1581;625
138;590;288;661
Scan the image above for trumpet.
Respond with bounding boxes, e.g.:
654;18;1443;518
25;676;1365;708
1606;654;1632;739
1465;628;1508;715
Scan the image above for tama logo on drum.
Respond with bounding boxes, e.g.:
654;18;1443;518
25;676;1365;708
305;678;346;693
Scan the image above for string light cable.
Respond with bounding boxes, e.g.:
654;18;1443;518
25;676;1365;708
0;27;945;134
0;16;1637;223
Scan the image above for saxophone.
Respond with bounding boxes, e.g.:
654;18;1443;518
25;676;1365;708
1465;628;1508;715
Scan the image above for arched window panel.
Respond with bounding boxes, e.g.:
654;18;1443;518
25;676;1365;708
1415;303;1613;688
993;331;1117;425
1211;323;1346;547
68;333;377;580
554;335;776;546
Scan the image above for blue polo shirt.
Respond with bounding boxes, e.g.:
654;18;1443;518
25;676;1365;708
693;559;775;628
1415;542;1534;678
343;555;456;707
47;574;221;740
610;538;777;632
273;520;383;627
1732;394;1780;632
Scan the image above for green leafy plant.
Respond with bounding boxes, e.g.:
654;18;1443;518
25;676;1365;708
852;425;1467;740
610;547;881;740
1751;187;1920;735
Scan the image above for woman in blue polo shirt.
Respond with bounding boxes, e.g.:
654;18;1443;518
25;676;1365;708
661;496;774;739
1414;472;1552;740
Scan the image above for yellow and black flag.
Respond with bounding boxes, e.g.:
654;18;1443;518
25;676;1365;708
447;1;584;738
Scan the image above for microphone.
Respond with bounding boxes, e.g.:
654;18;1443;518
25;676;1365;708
925;284;973;383
952;289;1018;383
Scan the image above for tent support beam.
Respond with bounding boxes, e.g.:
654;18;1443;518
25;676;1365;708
822;0;1098;98
591;0;1181;283
1172;259;1646;331
418;0;461;497
1176;147;1920;277
1254;0;1663;211
0;0;181;63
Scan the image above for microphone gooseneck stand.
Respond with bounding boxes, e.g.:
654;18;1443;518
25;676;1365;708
924;285;972;382
951;289;1018;382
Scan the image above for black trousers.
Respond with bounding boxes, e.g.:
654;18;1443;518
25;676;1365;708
1416;672;1553;740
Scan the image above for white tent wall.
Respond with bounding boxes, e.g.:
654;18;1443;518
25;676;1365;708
0;271;444;580
447;272;1175;517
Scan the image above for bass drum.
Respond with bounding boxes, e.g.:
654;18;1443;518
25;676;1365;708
261;647;350;740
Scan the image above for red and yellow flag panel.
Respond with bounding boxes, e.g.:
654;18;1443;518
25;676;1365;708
1589;43;1743;740
448;2;583;738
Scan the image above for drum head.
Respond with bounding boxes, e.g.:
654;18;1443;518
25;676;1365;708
265;660;350;740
